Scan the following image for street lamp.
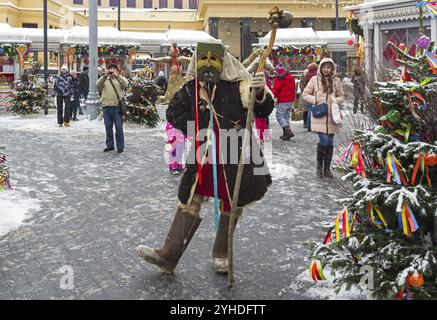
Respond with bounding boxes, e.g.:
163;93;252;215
111;1;121;31
43;0;49;115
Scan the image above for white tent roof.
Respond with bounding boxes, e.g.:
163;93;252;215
258;28;327;47
0;24;216;49
316;30;355;52
164;29;216;46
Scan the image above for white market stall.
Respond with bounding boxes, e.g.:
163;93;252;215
256;28;356;75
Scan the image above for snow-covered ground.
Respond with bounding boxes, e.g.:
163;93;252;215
0;107;365;299
0;188;40;238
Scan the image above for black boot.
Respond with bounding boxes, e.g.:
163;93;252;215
280;126;295;141
317;143;324;178
279;127;286;140
324;145;334;179
136;208;202;274
212;214;239;274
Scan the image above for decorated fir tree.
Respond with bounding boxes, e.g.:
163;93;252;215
0;147;12;192
122;71;161;128
9;72;49;115
310;35;437;299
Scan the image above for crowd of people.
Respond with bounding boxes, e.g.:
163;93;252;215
51;49;355;181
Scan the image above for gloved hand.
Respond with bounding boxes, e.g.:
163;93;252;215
250;72;266;90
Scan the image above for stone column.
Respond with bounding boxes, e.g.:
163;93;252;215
240;18;252;61
87;0;99;120
373;22;381;78
431;15;437;43
363;22;374;81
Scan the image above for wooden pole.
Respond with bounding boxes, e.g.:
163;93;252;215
227;6;289;288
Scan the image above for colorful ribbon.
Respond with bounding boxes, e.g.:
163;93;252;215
416;1;437;17
411;153;432;188
395;123;413;143
386;153;409;187
425;51;437;74
310;260;326;281
367;202;388;230
398;201;419;237
337;143;366;178
208;95;220;231
397;282;412;300
335;208;354;242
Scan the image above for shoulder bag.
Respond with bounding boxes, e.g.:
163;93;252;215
109;78;128;116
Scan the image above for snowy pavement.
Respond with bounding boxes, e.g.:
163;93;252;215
0;107;366;300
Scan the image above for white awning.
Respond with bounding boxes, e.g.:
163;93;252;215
163;29;217;47
257;28;327;47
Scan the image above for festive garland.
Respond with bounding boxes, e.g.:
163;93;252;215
0;44;20;57
269;45;327;66
69;44;140;57
346;14;364;38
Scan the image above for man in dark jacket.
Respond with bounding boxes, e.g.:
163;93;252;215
54;65;73;127
70;71;81;121
136;41;274;275
272;64;296;140
78;65;89;115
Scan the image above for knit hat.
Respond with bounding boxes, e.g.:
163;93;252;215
275;63;285;75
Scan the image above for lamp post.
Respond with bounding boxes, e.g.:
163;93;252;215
87;0;99;120
118;0;121;31
43;0;49;115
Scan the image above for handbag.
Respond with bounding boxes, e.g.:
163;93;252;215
311;103;328;118
109;78;127;115
311;88;328;119
331;100;345;124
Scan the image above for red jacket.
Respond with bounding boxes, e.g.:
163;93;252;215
272;72;296;103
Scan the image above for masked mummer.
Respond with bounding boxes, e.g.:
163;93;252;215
136;41;275;274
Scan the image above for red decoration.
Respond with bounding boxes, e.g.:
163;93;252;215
407;273;424;288
347;39;354;46
425;154;437;167
399;43;407;51
98;58;104;65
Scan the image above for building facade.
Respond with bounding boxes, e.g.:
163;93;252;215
346;0;437;78
1;0;363;60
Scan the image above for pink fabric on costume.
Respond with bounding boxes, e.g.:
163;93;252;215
166;121;186;171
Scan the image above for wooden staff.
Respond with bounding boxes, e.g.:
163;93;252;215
227;6;293;288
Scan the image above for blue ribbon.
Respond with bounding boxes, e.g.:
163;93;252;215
391;155;402;185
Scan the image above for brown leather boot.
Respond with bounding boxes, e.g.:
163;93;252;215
136;208;202;274
212;214;239;274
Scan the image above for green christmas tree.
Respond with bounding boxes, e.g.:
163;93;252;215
9;72;49;115
123;71;161;128
310;35;437;299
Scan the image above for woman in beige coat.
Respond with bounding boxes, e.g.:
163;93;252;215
302;58;345;178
